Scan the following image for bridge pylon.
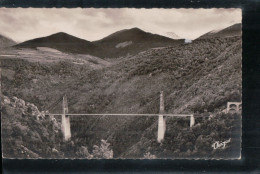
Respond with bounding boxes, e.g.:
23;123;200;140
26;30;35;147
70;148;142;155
157;91;166;143
61;95;71;141
190;115;195;127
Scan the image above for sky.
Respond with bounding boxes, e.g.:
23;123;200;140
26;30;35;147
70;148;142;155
0;8;241;42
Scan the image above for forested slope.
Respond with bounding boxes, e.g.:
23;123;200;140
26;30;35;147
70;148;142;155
1;35;242;158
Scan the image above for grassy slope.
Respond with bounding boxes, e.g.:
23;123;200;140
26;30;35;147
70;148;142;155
1;36;241;158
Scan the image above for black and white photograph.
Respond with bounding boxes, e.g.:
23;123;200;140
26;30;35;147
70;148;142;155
0;8;242;159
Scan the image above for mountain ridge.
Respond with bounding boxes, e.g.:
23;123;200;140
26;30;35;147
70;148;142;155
14;23;242;58
0;34;16;48
15;28;184;58
196;23;241;40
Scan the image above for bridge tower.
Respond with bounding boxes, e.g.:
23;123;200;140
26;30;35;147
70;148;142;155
61;95;71;141
157;91;166;143
190;114;195;127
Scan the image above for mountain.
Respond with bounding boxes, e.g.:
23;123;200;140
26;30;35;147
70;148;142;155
197;23;241;40
0;34;16;48
93;28;184;58
15;29;184;59
15;32;103;57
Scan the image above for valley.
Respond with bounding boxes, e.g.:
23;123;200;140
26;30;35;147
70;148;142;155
1;24;242;159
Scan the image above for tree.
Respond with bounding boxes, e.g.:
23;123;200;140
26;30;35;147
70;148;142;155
92;139;113;159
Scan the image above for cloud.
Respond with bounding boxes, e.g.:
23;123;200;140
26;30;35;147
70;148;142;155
0;8;241;42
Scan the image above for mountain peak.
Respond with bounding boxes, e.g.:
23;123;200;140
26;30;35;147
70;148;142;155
127;27;143;32
47;32;81;41
51;32;68;36
15;32;101;56
92;27;184;58
104;27;145;39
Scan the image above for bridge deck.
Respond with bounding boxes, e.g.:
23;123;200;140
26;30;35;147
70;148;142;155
47;113;209;117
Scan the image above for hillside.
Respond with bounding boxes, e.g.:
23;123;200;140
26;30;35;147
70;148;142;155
123;112;241;159
1;95;62;158
68;36;242;158
0;34;16;48
0;46;111;68
197;23;241;40
15;32;103;57
1;95;114;159
93;28;184;58
1;34;241;158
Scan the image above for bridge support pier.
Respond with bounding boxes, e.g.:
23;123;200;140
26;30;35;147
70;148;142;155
157;91;166;143
190;115;195;127
61;95;71;141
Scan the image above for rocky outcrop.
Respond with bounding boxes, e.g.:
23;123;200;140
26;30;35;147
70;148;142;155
1;95;62;158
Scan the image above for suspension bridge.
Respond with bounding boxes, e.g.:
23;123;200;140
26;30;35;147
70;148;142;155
45;91;241;143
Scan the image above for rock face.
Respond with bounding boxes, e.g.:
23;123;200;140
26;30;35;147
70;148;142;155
1;95;61;158
3;95;58;124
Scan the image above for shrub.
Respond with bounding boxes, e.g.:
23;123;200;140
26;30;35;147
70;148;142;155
76;146;93;158
144;152;156;159
92;139;113;159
